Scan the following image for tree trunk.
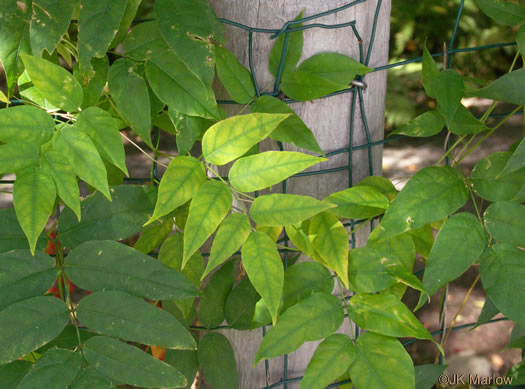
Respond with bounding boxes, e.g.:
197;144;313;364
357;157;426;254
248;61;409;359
203;1;391;387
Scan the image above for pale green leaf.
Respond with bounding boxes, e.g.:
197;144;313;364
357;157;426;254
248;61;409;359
76;290;196;349
30;0;79;56
0;89;8;103
78;0;127;76
229;151;325;192
21;54;82;111
53;125;110;200
300;334;355;389
134;218;174;254
391;110;444;137
198;333;238;389
84;336;187;388
65;240;200;300
216;46;256;104
0;296;69;365
146;156;206;224
13;166;56;254
242;231;284;325
485;201;525;247
0;142;39;174
202;113;290;165
325;185;389;219
269;10;304;78
225;277;260;330
204;212;251;279
108;58;152;147
423;213;487;295
250;194;335;226
0;105;54;144
350;332;415;389
251;95;323;154
356;176;397;200
17;348;82;389
469;68;525;105
183;180;232;266
199;261;234;328
474;0;525;26
254;292;344;365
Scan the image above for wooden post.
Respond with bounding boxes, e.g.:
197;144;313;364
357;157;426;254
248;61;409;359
204;1;391;387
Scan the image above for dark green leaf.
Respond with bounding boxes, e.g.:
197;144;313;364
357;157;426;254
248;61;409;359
199;262;234;328
449;105;487;135
109;0;142;48
269;11;304;78
17;348;82;389
164;350;199;389
485;201;525;247
70;367;112;389
501;136;525;175
76;290;196;349
84;336;187;388
469;69;525;105
391;110;445;137
198;333;238;389
36;326;95;355
168;109;214;155
0;142;39;174
30;0;79;56
75;56;109;109
215;45;256;104
508;324;525;349
409;224;434;259
475;296;499;328
59;185;156;248
0;208;47;253
415;364;446;389
0;105;54;145
225;277;260;330
0;296;69;365
134;218;174;254
65;240;199;300
325;185;389;219
0;360;32;388
108;58;152;147
474;0;525;26
435;69;464;125
423;213;487;295
518;25;525;56
251;95;323;154
0;250;56;309
422;44;439;98
123;21;170;61
254;292;343;365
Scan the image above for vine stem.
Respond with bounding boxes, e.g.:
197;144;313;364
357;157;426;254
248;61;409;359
120;132;169;169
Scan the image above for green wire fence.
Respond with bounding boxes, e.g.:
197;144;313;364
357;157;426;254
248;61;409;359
0;0;522;388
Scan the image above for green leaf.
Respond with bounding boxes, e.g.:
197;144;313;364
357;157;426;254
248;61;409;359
168;109;214;155
501;137;525;175
391;110;444;137
242;232;284;325
471;151;525;201
357;177;397;201
202;113;290;165
350;332;415;389
30;0;79;56
480;244;525;327
281;53;372;101
183;180;232;266
135;218;174;254
70;367;112;389
449;105;487;135
415;364;447;389
0;105;54;145
0;361;32;388
423;213;487;295
17;348;82;389
485;201;525;247
310;212;349;287
84;336;187;388
76;107;128;175
254;292;344;365
53;125;110;200
164;350;198;389
0;0;31;93
41;151;80;220
198;333;238;389
250;194;335;226
0;89;8;103
146;156;206;224
36;326;95;355
409;224;434;259
0;142;39;174
155;0;224;87
474;0;525;26
21;54;82;111
518;25;525;56
469;69;525;105
0;208;47;253
215;46;256;104
77;0;127;76
13;166;56;254
349;293;434;341
434;69;464;125
508;324;525;349
108;58;152;147
0;250;56;309
225;277;260;330
204;213;251;279
300;334;355;389
325;185;389;219
269;11;304;78
199;262;234;328
229;151;325;192
75;56;109;109
109;0;142;48
76;290;196;349
251;95;323;154
370;166;468;241
475;296;499;327
0;296;69;365
123;21;170;61
59;185;156;248
422;44;439;98
145;52;221;120
65;240;199;300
